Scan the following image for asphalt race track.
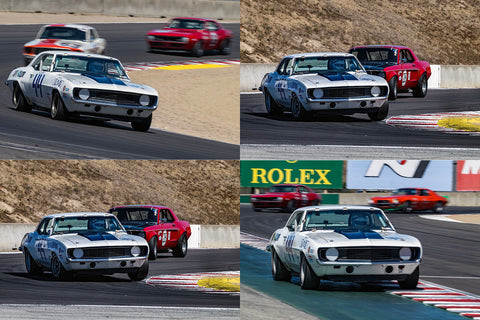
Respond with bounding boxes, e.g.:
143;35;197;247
241;204;480;296
0;23;240;159
0;249;239;312
240;90;480;155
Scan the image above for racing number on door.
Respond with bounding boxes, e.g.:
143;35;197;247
159;230;170;246
32;74;46;97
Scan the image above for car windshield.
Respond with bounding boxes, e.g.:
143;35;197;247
167;19;204;30
110;208;158;224
39;26;86;41
392;188;417;195
303;209;393;231
291;56;363;75
51;216;124;235
51;55;127;78
269;185;296;193
350;48;398;65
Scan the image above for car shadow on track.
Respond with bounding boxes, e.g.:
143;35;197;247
147;49;228;59
244;112;372;123
6;272;133;282
290;276;388;292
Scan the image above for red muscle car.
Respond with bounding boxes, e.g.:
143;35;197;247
349;45;431;100
250;184;322;213
109;205;191;260
369;188;447;213
145;17;233;57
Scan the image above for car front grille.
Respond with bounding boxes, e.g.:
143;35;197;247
153;35;184;42
74;89;157;108
308;86;388;99
254;197;279;201
68;246;148;259
319;246;420;262
376;200;391;204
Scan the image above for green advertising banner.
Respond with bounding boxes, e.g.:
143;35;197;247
240;160;343;188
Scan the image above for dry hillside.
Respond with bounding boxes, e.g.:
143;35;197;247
0;160;239;225
241;0;480;65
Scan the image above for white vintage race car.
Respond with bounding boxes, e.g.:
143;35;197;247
267;205;422;290
5;51;158;131
259;52;390;121
23;24;106;64
19;212;149;281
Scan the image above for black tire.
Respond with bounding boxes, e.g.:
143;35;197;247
192;41;204;57
300;255;319;290
388;76;398;100
271;250;291;281
432;202;444;213
291;94;310;121
148;236;157;260
128;259;149;281
219;39;231;55
398;266;419;289
402;201;413;213
368;100;389;121
24;250;42;275
51;92;68;120
413;73;428;98
312;199;320;206
131;114;152;132
51;253;71;281
253;207;261;212
12;84;31;112
172;233;188;257
283;200;295;213
264;90;282;116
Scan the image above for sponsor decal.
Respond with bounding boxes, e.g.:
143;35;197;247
365;160;429;178
78;233;118;241
456;160;480;191
321;72;358;81
336;230;383;240
82;74;127;86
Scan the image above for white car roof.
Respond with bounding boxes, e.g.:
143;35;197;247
296;205;382;211
283;52;354;59
42;212;113;219
37;50;118;61
43;24;96;30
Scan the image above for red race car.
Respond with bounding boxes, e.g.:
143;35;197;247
109;205;191;260
369;188;447;213
145;17;233;57
250;184;322;213
349;45;431;100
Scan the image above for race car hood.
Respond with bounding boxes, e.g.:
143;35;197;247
59;73;157;95
291;72;385;88
50;232;145;248
121;222;155;231
24;38;86;50
361;63;397;71
304;229;420;247
148;29;200;37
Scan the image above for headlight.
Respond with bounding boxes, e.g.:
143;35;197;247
78;88;90;100
147;35;155;41
131;246;141;257
139;95;150;106
399;247;412;261
312;88;324;99
371;86;381;97
392;199;399;204
181;37;189;43
251;197;257;201
73;248;84;259
277;197;283;200
325;247;339;261
368;199;374;204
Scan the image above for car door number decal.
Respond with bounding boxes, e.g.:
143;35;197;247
32;73;46;97
158;230;170;246
399;70;410;86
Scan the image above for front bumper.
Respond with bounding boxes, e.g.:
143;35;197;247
371;203;401;210
147;41;194;51
64;256;147;272
251;200;286;209
304;96;387;112
65;98;156;120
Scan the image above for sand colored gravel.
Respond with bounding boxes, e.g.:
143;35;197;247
446;214;480;225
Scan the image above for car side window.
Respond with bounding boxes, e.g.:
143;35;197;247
32;58;42;71
36;218;52;235
160;209;174;223
41;54;54;71
404;50;414;63
276;58;292;75
286;211;303;231
420;190;429;196
206;21;218;31
299;186;308;193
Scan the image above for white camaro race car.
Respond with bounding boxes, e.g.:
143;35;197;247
23;24;106;64
267;205;422;290
19;212;149;281
6;51;158;131
259;52;390;121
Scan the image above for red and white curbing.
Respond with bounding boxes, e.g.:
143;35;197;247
123;59;240;71
146;271;240;294
241;231;480;319
386;111;480;135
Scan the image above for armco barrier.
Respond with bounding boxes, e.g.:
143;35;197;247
0;0;240;20
240;63;480;92
0;224;239;252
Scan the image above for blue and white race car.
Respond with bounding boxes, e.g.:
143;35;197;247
259;52;389;121
5;51;158;131
267;205;422;290
19;212;149;281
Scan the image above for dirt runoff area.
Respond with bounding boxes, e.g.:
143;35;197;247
446;214;480;225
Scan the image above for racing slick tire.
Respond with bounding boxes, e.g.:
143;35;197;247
12;84;31;112
131;114;152;132
128;259;149;281
413;73;428;98
300;255;319;290
271;250;292;281
51;92;69;121
148;236;158;260
253;207;261;212
291;94;311;121
398;266;419;289
24;249;42;276
368;100;389;121
264;90;283;116
402;201;413;213
172;233;188;257
283;200;296;213
388;76;398;100
432;202;445;213
192;41;204;57
51;253;72;281
219;39;231;55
